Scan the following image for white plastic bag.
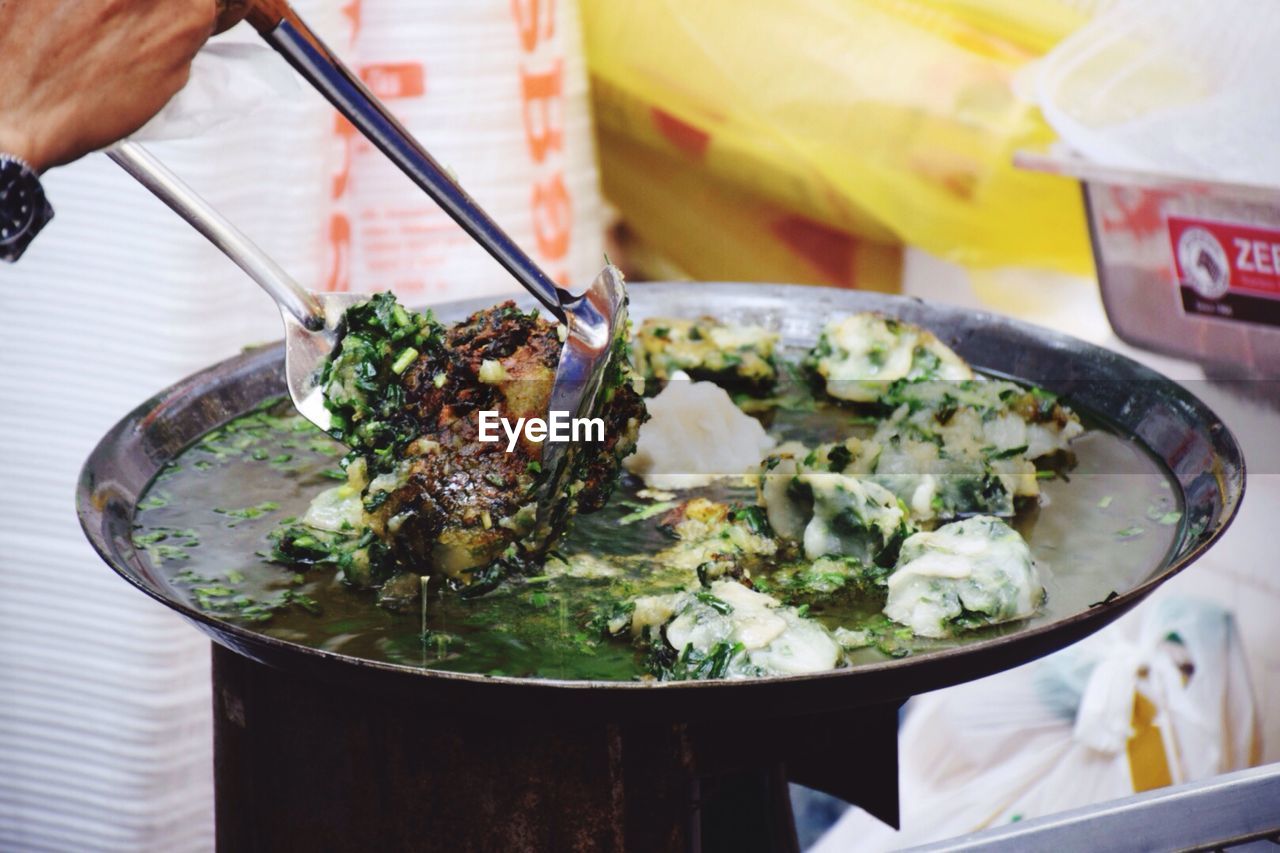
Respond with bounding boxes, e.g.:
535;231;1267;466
133;42;300;142
1034;0;1280;186
813;596;1260;851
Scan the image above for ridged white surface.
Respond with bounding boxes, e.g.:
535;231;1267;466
0;15;335;851
0;1;606;849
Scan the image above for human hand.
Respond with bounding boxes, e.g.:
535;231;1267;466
0;0;218;172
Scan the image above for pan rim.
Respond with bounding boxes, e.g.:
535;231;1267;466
75;282;1247;700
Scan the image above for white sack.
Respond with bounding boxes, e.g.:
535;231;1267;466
813;596;1260;852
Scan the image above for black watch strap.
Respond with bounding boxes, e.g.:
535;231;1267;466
0;155;54;263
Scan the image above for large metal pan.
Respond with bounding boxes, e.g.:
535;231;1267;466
76;283;1245;721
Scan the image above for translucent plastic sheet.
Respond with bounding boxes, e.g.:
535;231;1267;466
1036;0;1280;187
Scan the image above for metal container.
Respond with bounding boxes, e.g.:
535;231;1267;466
77;283;1245;851
1019;151;1280;377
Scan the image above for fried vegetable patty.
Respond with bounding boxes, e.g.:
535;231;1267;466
314;294;646;588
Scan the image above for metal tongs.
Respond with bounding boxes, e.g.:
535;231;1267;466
112;0;626;511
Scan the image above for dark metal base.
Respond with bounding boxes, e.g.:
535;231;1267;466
213;645;900;852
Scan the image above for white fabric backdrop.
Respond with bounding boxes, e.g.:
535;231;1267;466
0;7;338;851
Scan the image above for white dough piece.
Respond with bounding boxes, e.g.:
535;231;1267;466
884;516;1043;639
625;374;775;489
811;313;972;402
662;580;842;677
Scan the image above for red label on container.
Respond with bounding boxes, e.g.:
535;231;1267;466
359;63;425;101
1168;215;1280;326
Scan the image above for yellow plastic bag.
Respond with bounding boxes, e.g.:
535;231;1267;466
581;0;1096;277
601;127;905;291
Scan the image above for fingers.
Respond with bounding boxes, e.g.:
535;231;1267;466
175;0;221;53
214;0;253;35
0;0;232;170
197;0;222;37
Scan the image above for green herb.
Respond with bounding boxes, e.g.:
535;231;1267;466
307;439;342;456
618;501;678;525
193;585;235;598
694;591;733;614
214;501;281;524
827;443;853;471
266;523;394;590
270;453;293;464
569;631;599;656
390;347;419;375
1029;386;1057;403
318;292;445;470
133;527;200;562
138;492;170;510
660;640;744;681
729;505;772;536
587;600;635;637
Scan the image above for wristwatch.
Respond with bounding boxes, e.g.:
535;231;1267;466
0;154;54;262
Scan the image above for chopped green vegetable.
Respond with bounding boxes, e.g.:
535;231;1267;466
693;591;733;614
390;347;419;375
617;500;678;525
214;501;280;520
660;641;744;681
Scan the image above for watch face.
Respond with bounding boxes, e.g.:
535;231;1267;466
0;158;49;260
0;161;37;248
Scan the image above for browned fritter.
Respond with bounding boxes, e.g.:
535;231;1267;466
365;302;645;581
